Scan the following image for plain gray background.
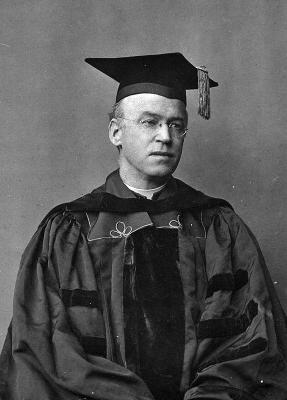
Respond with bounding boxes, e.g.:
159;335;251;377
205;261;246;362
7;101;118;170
0;0;287;348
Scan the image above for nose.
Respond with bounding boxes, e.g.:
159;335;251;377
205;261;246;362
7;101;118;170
155;122;172;143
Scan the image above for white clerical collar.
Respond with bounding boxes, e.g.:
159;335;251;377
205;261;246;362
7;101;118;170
124;182;167;200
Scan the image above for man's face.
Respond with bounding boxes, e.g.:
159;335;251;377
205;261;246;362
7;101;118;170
111;93;187;188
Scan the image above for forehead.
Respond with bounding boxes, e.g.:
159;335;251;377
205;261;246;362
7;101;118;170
120;93;187;118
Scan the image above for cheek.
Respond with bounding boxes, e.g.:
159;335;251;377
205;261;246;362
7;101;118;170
122;133;148;159
173;141;184;158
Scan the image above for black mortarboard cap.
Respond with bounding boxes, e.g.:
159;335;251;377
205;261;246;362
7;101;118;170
85;53;218;119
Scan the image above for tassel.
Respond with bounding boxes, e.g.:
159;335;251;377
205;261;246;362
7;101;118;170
197;66;210;120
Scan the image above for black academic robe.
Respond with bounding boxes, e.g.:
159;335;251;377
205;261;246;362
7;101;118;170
0;170;287;400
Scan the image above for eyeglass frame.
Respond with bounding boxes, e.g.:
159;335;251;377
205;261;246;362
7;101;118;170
115;116;188;138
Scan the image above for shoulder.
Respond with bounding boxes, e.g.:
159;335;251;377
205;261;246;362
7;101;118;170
174;177;233;211
37;183;106;230
174;178;247;233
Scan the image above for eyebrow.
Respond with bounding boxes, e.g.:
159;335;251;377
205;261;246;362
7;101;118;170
139;111;186;122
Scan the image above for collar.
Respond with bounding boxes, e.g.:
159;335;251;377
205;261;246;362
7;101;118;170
124;182;166;200
103;169;178;200
86;170;181;241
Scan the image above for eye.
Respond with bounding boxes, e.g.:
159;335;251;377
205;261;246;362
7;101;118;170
168;121;185;130
140;119;158;128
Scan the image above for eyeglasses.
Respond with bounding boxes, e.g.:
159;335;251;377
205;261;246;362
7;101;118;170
117;117;188;138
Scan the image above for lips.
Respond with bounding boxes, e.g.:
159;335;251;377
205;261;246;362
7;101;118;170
150;151;173;157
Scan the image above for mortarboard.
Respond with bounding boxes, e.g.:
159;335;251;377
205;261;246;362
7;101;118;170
85;53;218;119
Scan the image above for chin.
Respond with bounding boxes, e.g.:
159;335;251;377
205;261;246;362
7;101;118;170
145;165;176;178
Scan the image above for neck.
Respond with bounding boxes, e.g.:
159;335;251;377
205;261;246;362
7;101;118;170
119;169;169;190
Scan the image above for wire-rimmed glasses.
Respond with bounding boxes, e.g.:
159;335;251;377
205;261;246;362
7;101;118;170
116;117;188;138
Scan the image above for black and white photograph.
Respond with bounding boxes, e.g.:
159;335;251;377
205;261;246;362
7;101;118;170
0;1;287;399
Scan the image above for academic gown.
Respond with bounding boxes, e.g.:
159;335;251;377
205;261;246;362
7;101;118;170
1;170;287;400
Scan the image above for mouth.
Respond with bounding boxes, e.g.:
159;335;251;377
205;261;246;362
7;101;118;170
150;151;173;157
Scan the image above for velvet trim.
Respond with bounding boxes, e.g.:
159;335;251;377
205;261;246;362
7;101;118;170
197;300;258;339
124;228;184;399
78;188;232;213
206;270;248;298
60;289;101;309
40;189;232;228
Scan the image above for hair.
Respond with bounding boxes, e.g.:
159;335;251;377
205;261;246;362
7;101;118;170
108;100;125;152
108;100;124;122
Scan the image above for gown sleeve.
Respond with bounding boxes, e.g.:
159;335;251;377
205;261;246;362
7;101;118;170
185;207;287;400
0;212;153;400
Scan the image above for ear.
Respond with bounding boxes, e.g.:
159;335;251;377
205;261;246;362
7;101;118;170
108;118;123;147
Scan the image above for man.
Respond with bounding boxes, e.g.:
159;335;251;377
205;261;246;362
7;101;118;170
0;53;287;400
